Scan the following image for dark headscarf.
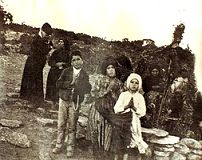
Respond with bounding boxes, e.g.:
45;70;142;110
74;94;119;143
101;56;120;77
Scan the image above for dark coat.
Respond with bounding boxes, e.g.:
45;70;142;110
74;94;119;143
20;35;51;103
56;67;91;103
45;48;71;101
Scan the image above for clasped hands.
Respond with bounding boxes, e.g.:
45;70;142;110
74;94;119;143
125;97;136;111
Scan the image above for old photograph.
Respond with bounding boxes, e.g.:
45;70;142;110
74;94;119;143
0;0;202;159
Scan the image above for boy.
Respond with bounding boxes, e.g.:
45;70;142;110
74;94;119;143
52;50;91;157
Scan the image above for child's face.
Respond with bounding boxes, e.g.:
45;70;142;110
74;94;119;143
106;65;116;78
71;55;83;69
129;78;139;92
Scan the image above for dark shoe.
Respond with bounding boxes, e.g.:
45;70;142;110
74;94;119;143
52;147;62;154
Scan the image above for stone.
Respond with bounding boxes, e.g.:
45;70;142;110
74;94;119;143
36;117;57;126
148;135;180;145
190;149;202;156
39;150;52;160
46;128;57;134
174;142;190;155
154;146;175;152
153;150;171;157
187;153;202;160
6;92;19;98
170;152;186;160
153;156;170;160
0;127;31;148
142;127;169;138
0;119;22;128
180;138;202;150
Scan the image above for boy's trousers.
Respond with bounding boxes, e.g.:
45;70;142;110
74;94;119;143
55;98;80;149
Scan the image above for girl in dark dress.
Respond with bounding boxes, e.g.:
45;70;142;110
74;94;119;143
45;39;71;108
20;23;53;105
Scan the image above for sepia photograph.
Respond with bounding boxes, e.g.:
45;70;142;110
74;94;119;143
0;0;201;159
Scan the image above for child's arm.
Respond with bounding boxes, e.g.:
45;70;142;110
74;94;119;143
135;95;146;117
114;94;132;113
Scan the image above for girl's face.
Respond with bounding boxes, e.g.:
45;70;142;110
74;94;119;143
151;68;159;76
106;65;116;78
129;78;139;92
71;55;83;69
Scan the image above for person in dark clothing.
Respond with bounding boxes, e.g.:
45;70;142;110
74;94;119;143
20;23;53;105
142;65;163;94
45;38;71;109
141;65;163;128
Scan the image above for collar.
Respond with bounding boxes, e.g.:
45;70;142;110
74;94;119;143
73;67;81;75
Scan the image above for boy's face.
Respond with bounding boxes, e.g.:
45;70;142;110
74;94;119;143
106;65;116;78
71;55;83;69
129;78;139;92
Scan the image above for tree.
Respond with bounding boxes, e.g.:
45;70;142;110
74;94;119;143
0;3;13;27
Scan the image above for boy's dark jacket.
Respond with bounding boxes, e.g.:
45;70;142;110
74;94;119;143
56;67;91;103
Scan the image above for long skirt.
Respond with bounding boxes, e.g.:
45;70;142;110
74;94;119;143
45;67;63;102
86;101;113;152
20;55;46;103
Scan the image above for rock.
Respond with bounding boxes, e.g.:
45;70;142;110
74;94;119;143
170;152;186;160
46;128;57;134
174;142;190;155
39;150;52;160
148;135;180;145
142;127;169;138
153;156;170;160
153;150;171;157
6;92;19;98
190;149;202;156
0;119;22;128
78;116;88;127
154;146;175;152
187;153;202;160
36;117;57;126
0;127;31;148
180;138;202;150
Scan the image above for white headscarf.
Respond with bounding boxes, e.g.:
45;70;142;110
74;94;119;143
126;73;142;91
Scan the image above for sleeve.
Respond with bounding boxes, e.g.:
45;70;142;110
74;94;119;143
136;95;146;117
82;74;91;94
114;93;125;113
48;50;57;67
31;36;51;56
56;69;71;89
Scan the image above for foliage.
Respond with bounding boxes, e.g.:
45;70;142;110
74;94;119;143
0;4;13;27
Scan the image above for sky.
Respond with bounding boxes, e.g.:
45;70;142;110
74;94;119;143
2;0;202;91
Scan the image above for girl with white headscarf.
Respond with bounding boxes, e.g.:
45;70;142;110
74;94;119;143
113;73;148;160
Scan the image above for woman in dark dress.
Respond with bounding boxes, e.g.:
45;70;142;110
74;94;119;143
45;39;71;108
141;65;164;128
20;23;53;105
